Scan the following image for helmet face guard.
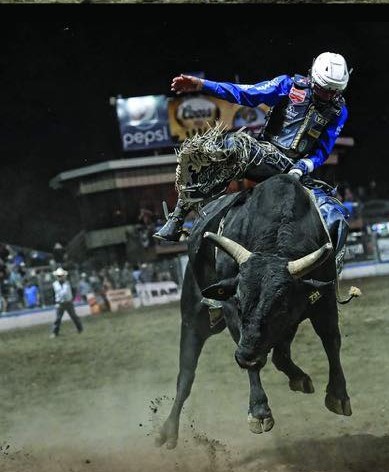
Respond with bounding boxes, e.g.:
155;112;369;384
312;82;339;102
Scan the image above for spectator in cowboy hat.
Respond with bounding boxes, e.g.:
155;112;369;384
50;267;83;339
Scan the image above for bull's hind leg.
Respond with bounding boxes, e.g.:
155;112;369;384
272;325;315;394
155;322;208;449
309;295;352;416
155;264;225;449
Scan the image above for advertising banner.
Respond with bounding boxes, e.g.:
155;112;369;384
135;281;181;306
114;93;270;151
105;288;134;312
377;237;389;262
167;94;270;143
115;95;174;151
344;231;377;263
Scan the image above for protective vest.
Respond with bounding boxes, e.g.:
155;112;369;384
264;75;344;159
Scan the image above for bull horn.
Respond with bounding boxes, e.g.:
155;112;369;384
287;242;333;279
204;232;252;265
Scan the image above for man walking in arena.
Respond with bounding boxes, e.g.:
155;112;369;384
50;267;83;338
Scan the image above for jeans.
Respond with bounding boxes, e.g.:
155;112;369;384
52;301;83;335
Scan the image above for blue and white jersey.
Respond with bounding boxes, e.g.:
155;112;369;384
202;74;348;172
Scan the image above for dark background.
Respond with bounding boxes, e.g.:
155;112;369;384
0;6;388;250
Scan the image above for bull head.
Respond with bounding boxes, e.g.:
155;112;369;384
204;231;333;279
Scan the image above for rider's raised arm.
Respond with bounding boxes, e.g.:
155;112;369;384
201;74;292;107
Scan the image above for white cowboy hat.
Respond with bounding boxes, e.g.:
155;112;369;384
53;267;68;277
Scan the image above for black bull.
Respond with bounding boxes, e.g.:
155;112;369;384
156;174;352;450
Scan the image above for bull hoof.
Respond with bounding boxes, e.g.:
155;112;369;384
325;393;352;416
247;413;274;434
289;375;315;394
155;433;178;449
154;425;178;449
166;438;178;449
154;433;166;447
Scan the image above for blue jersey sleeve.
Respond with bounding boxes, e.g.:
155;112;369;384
307;105;348;170
201;75;293;108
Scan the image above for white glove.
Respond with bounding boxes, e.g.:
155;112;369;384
287;168;303;180
287;159;312;180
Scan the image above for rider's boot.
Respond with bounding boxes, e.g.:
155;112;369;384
153;199;191;242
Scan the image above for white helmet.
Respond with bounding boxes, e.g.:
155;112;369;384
311;52;349;92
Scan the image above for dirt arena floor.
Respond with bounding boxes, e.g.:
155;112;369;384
0;275;388;472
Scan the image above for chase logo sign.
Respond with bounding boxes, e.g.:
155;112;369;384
232;106;266;129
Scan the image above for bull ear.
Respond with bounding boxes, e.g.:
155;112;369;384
202;276;239;300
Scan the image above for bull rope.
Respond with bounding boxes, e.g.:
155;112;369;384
304;188;361;305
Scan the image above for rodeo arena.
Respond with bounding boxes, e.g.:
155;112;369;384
1;83;389;472
1;93;388;329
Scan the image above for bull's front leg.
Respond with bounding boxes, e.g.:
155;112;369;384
310;296;352;416
223;302;274;435
247;368;275;434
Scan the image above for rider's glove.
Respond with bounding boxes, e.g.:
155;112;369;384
287;159;312;180
288;168;303;180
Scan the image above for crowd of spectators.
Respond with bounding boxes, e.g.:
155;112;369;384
0;180;386;315
0;240;177;315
